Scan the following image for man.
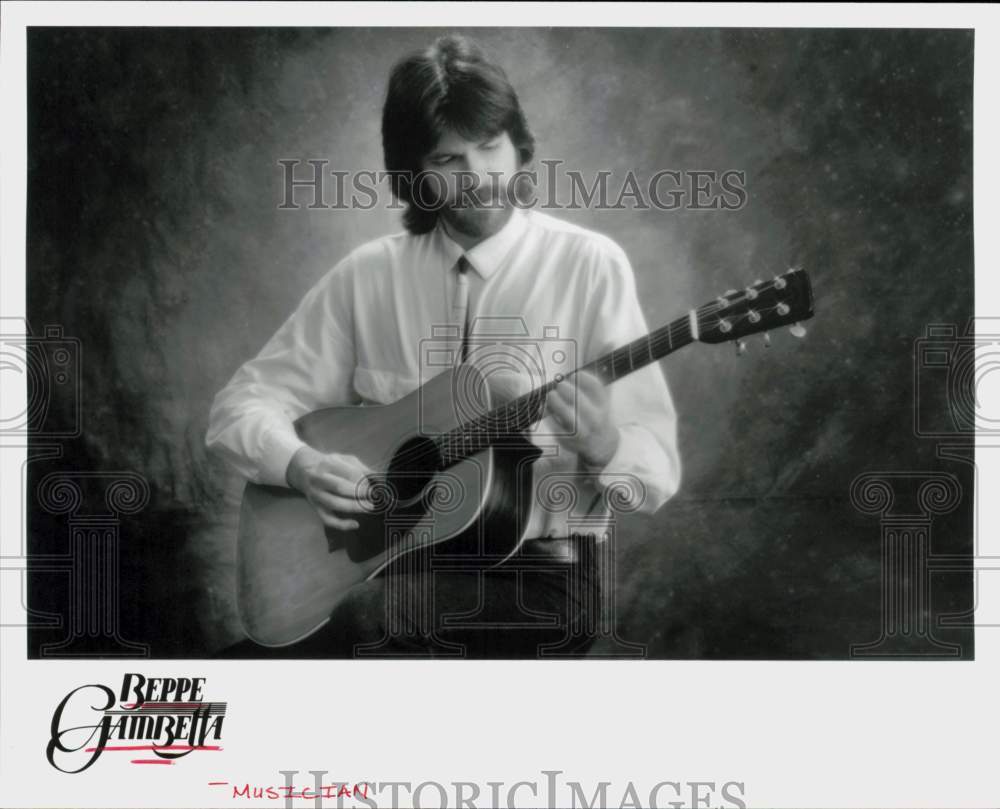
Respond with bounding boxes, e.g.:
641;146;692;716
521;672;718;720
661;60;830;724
206;34;682;658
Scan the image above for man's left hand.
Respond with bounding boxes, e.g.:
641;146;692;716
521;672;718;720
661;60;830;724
544;369;620;470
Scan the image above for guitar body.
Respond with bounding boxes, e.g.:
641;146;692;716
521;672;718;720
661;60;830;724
236;363;543;647
234;268;815;648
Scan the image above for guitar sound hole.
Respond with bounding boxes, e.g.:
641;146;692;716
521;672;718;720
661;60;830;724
386;436;442;508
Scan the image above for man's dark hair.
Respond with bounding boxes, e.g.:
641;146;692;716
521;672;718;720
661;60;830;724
381;34;536;234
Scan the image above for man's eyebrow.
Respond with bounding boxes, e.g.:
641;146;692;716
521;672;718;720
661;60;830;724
426;134;503;159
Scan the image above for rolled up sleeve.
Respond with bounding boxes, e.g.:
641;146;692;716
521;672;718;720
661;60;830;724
205;257;357;487
580;240;682;515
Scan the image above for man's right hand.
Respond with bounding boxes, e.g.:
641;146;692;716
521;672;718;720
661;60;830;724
285;446;376;531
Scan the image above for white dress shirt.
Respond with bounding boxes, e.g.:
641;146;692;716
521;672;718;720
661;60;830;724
206;206;682;540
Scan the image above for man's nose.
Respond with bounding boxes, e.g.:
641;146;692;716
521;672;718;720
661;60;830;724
464;150;492;176
464;162;502;198
453;169;490;202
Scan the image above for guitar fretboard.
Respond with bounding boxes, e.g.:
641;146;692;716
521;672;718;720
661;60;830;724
435;309;699;466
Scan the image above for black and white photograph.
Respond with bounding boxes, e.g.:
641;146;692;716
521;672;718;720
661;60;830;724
20;24;975;660
1;3;998;808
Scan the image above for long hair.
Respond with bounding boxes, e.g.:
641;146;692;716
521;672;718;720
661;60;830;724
381;35;536;234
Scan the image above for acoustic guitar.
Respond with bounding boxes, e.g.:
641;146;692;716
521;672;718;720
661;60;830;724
237;268;815;646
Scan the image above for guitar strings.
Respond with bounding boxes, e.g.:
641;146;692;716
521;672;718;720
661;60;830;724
362;298;792;484
374;298;789;479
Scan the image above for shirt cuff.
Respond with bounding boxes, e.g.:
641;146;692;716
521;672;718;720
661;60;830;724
258;426;309;488
580;425;624;476
584;427;648;512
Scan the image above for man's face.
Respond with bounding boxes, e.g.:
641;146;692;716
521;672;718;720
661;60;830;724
420;128;521;240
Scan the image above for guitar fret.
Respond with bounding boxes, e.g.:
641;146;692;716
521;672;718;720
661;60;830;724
439;312;699;466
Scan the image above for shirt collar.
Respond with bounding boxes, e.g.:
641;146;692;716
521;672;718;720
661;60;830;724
434;206;528;280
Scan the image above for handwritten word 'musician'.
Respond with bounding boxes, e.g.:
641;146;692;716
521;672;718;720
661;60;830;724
220;783;372;801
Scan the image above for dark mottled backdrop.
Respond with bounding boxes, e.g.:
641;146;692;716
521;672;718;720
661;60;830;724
25;28;974;658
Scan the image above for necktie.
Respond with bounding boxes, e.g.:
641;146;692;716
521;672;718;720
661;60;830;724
452;255;472;363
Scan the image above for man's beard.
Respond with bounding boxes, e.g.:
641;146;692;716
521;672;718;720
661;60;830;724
438;189;512;239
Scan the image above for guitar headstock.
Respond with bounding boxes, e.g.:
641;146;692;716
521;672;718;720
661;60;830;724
697;268;815;345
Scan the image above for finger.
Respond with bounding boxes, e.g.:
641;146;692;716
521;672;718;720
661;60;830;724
553;376;577;401
575;371;607;401
312;490;375;514
317;509;360;531
546;388;569;416
571;370;609;408
322;453;374;478
573;387;604;428
316;473;374;500
555;376;596;414
318;452;371;479
552;377;580;407
567;376;605;416
545;390;576;432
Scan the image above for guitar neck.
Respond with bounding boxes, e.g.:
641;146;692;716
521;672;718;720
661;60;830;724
437;310;698;466
434;266;815;467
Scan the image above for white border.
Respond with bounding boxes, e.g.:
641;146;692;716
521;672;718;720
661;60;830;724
2;3;999;808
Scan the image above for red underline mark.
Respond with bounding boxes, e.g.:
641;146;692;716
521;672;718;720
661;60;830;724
131;759;174;765
120;702;224;708
85;745;222;752
208;781;229;786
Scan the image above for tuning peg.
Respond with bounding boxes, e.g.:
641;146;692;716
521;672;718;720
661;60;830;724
763;332;771;348
736;340;747;356
789;322;807;338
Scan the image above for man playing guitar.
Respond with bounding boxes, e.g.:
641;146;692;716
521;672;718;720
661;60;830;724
207;34;682;658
